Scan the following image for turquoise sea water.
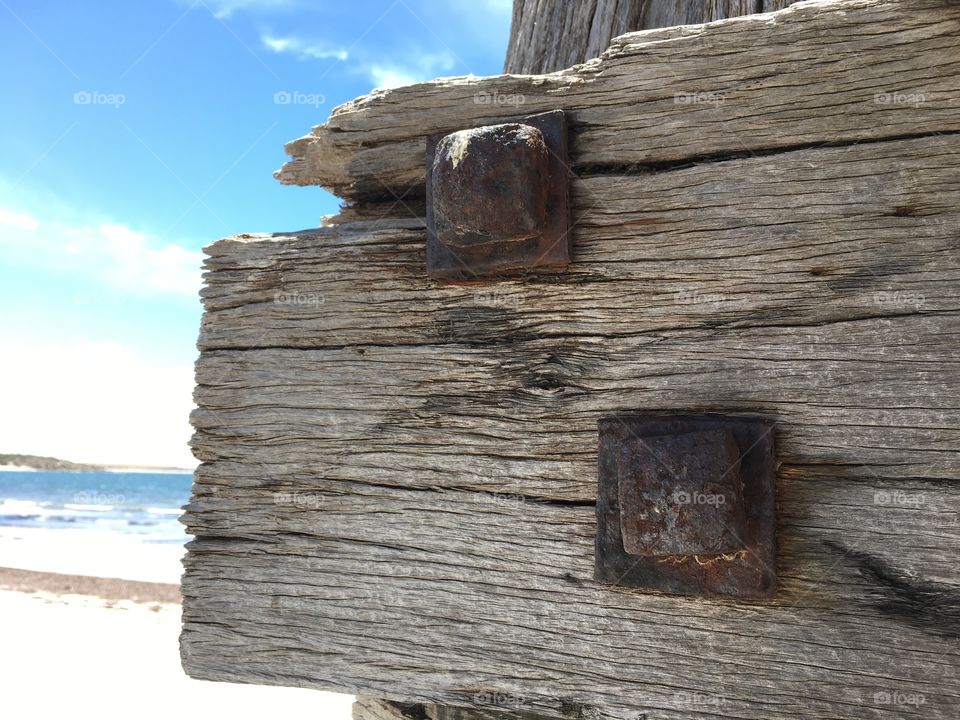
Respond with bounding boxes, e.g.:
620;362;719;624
0;470;191;545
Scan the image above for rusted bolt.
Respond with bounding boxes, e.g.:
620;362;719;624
618;429;749;557
425;110;571;282
432;123;550;247
596;415;777;600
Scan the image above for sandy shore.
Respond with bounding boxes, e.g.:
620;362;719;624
0;566;353;719
0;565;181;603
0;526;186;583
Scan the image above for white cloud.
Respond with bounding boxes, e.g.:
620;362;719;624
260;30;457;90
0;338;196;468
365;51;457;90
202;0;299;19
367;65;419;90
0;208;41;231
0;208;202;298
261;34;349;61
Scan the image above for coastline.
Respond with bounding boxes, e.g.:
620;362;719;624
0;469;191;584
0;525;187;583
0;464;195;474
0;565;180;604
0;566;355;719
0;472;353;716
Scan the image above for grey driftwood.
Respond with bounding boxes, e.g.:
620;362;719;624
181;1;960;718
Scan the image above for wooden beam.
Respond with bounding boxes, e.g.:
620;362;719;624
184;135;960;717
183;2;960;716
275;0;960;203
354;698;428;720
182;475;959;719
215;136;959;350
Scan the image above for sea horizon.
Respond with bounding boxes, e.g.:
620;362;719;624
0;469;192;584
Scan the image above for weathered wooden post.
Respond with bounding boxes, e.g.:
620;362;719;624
504;0;802;74
181;1;960;718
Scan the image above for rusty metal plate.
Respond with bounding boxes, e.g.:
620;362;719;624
596;415;777;600
425;110;571;282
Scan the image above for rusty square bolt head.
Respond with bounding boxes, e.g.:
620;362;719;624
425;110;571;282
596;415;777;601
618;429;749;557
431;123;550;247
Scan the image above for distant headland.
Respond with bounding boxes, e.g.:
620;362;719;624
0;453;193;474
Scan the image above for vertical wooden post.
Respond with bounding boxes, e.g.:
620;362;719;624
504;0;802;74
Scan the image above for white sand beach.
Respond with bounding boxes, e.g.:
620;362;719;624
0;568;354;719
0;525;187;583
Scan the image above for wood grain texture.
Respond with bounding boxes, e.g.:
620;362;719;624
501;0;803;75
642;0;759;41
354;697;428;720
213;135;960;351
276;0;960;201
181;479;959;719
354;698;528;720
191;306;960;494
504;0;621;74
197;136;960;499
185;135;960;717
183;1;960;717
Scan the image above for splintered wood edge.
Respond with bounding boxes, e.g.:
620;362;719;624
274;0;960;202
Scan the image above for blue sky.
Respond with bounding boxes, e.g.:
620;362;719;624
0;0;512;467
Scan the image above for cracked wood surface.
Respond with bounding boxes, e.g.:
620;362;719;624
195;134;960;500
184;133;960;718
183;1;960;718
504;0;804;75
351;698;559;720
276;0;960;202
182;478;959;719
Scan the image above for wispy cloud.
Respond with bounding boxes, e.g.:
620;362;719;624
367;65;420;90
261;34;349;61
260;27;458;90
0;208;202;297
365;51;457;89
0;208;41;231
202;0;300;19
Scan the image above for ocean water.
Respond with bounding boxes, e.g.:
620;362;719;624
0;470;192;583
